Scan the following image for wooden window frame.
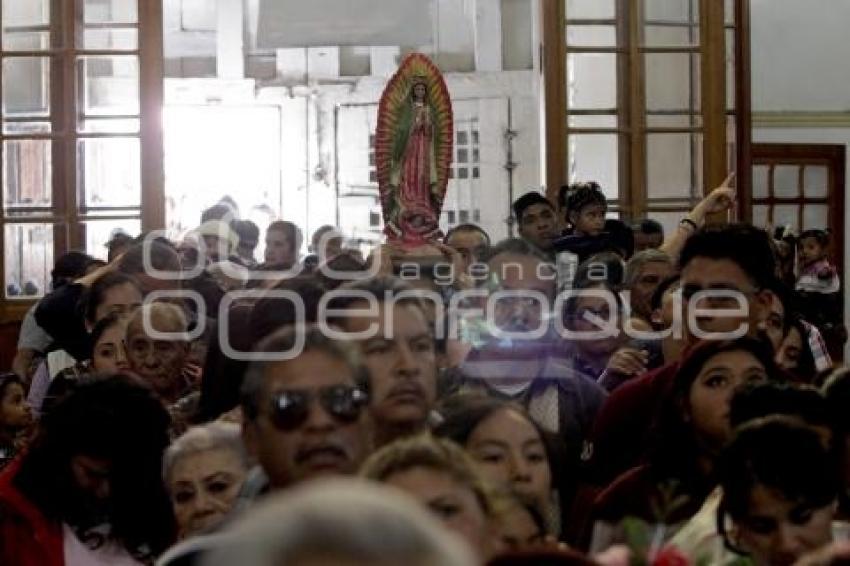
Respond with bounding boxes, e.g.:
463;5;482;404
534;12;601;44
750;143;845;279
541;0;751;221
0;0;163;322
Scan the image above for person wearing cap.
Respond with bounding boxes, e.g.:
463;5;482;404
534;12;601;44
196;220;239;263
512;192;559;259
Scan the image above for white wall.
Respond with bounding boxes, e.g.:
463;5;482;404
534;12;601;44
164;0;536;79
752;0;850;112
751;0;850;357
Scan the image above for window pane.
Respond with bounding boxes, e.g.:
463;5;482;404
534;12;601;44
773;165;799;198
79;117;140;134
802;205;828;231
568;53;618;110
567;26;617;48
773;205;800;232
644;25;698;48
566;0;615;19
3;139;51;208
2;0;49;27
569;134;619;200
3;121;51;134
725;0;735;25
644;0;699;24
752;165;769;199
78;137;141;208
84;28;138;51
2;31;50;51
4;223;53;298
84;0;137;24
569;114;618;128
647;133;702;199
78;55;140;116
84;219;140;260
752;204;768;228
645;53;700;112
2;56;51;118
803;166;828;199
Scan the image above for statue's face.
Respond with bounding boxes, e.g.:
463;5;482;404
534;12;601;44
413;82;427;101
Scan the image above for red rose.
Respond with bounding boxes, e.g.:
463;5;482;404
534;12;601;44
651;546;690;566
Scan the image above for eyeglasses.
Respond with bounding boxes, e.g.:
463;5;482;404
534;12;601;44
268;385;369;431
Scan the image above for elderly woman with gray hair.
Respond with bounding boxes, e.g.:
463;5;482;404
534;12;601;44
162;422;250;539
201;478;476;566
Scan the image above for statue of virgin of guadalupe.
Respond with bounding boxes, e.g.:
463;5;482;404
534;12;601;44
376;54;453;248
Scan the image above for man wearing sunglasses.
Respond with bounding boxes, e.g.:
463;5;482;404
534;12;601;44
329;277;439;448
240;325;373;492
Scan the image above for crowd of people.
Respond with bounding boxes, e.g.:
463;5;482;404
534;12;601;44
1;182;847;566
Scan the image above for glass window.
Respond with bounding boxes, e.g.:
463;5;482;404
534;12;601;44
78;137;141;209
647;133;702;199
83;0;137;24
78;55;140;117
802;205;828;231
773;205;800;232
79;117;140;134
3;139;52;208
773;165;799;199
752;165;769;199
645;53;700;113
4;223;53;298
84;29;138;51
752;204;768;228
566;0;615;20
567;26;617;48
0;0;155;309
568;53;618;110
644;0;699;23
644;25;698;48
3;0;50;27
569;134;620;200
803;166;828;199
569;114;618;129
2;57;51;118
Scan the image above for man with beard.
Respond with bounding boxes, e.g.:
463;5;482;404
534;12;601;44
0;375;175;566
329;277;439;448
240;325;373;491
